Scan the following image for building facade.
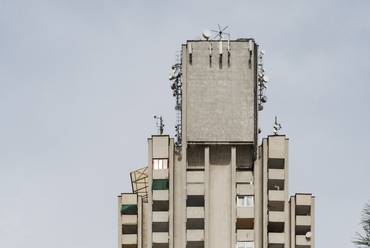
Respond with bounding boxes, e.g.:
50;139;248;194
118;38;315;248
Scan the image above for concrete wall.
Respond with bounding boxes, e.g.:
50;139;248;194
184;41;257;142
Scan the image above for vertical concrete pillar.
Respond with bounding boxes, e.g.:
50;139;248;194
254;146;263;248
262;139;268;248
118;195;122;248
231;146;236;248
147;139;153;248
138;195;143;248
169;139;174;248
311;197;315;248
284;139;290;248
204;146;210;248
290;196;296;248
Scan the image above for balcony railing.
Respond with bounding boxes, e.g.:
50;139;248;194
186;230;204;241
152;232;169;243
187;207;204;219
121;234;137;244
268;233;284;244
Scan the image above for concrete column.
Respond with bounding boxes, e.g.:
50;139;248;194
204;146;210;248
284;139;290;248
147;139;153;248
254;145;263;248
169;139;174;248
311;197;315;248
290;196;296;248
138;195;143;248
262;139;268;248
118;195;122;248
181;144;187;248
231;146;236;248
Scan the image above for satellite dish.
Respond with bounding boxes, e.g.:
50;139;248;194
261;96;268;103
203;29;211;40
195;36;201;41
261;50;266;55
263;75;269;82
306;232;312;239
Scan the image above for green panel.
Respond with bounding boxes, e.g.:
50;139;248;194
152;179;169;190
120;205;138;215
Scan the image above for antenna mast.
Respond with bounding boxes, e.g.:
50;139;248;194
273;116;282;135
169;51;182;146
154;115;164;135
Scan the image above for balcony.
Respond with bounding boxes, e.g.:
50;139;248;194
121;234;137;245
269;190;285;202
152;232;169;243
122;194;138;205
187;184;204;195
269;211;285;223
187;230;204;241
122;215;137;225
153;190;169;201
153;211;169;222
236;230;254;241
187;171;205;183
296;216;311;226
237;184;254;195
236;171;253;183
268;233;284;245
268;169;284;180
296;194;312;206
237;207;254;218
153;169;168;180
296;235;311;246
187;207;204;219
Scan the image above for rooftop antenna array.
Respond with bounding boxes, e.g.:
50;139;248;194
273;116;282;135
258;49;269;111
169;51;183;146
212;24;229;40
154;115;165;135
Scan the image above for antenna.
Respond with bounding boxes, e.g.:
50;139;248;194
273;116;282;135
154;115;165;135
169;51;183;146
211;24;229;40
202;29;211;40
258;48;269;111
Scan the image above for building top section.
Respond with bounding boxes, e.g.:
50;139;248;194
182;40;258;143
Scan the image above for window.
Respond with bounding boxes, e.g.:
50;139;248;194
237;196;254;206
153;159;168;169
237;241;254;248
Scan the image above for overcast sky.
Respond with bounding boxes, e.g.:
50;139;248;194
1;1;370;247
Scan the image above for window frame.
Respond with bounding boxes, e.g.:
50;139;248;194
237;195;254;207
237;241;254;248
153;158;169;170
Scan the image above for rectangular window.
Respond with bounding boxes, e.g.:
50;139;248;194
153;159;168;170
237;196;254;206
237;242;254;248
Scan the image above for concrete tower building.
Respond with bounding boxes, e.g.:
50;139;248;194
118;37;315;248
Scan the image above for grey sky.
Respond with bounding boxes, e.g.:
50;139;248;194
1;1;369;247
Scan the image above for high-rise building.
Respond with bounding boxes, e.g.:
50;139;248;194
118;36;315;248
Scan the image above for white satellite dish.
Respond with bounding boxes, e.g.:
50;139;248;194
306;232;312;239
261;49;266;55
263;75;269;82
203;29;211;40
